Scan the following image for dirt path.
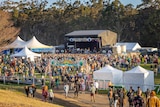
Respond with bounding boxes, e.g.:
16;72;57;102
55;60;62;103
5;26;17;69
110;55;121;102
54;90;109;107
31;85;136;107
35;90;108;107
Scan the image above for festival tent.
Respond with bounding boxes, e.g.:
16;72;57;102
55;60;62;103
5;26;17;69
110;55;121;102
10;46;41;61
24;36;53;52
25;36;53;49
123;66;154;92
114;42;141;52
93;65;123;89
4;36;26;49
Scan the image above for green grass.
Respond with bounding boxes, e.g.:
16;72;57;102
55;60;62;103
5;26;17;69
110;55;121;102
98;89;108;94
140;63;160;85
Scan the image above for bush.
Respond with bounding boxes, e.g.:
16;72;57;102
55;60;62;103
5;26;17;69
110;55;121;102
98;89;108;94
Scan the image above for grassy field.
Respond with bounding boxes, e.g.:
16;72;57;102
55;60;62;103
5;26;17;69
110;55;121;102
0;84;63;107
140;64;160;85
0;62;160;105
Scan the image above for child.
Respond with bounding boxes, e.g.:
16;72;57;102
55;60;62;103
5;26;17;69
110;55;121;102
42;85;48;101
49;89;54;102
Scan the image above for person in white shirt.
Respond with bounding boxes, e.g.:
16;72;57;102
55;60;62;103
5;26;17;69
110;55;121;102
49;89;54;102
90;84;96;102
64;83;69;98
94;80;99;94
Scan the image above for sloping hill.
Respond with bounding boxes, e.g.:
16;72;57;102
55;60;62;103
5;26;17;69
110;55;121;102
0;89;62;107
0;10;20;49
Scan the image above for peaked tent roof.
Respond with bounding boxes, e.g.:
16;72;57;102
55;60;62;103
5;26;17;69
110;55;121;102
124;66;151;79
4;36;26;49
94;65;123;73
124;66;149;74
10;46;41;58
93;65;123;85
25;36;53;48
114;42;141;51
123;66;154;91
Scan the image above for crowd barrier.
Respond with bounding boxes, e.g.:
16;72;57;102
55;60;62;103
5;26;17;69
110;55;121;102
0;76;44;85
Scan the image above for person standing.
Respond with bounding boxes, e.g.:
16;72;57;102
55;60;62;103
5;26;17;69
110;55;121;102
70;77;75;90
113;89;119;107
133;92;144;107
41;75;45;86
147;90;160;107
64;83;69;98
145;88;151;106
24;86;29;97
127;86;135;107
94;80;99;94
48;89;54;102
118;88;125;107
50;77;55;90
136;86;142;97
42;85;48;101
74;83;80;98
32;84;36;97
29;85;33;97
55;76;59;89
90;84;96;102
108;88;113;107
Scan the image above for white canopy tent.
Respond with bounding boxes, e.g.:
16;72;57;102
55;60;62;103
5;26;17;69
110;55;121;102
123;66;154;92
10;46;41;61
114;42;141;52
4;36;26;49
25;36;53;49
93;65;123;89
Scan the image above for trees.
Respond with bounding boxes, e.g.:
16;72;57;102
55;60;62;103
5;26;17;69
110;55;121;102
0;0;159;47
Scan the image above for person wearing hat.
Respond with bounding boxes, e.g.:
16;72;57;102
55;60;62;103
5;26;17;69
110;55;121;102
48;89;54;102
147;90;160;107
108;80;113;88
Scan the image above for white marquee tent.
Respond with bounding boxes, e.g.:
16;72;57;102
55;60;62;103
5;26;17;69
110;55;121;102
4;36;26;49
25;36;53;49
114;42;141;52
93;65;123;89
10;46;41;61
123;66;154;92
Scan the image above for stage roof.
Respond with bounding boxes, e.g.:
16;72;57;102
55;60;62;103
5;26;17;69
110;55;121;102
65;30;106;37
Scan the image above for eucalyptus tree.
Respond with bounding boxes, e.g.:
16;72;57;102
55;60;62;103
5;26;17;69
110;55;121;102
135;6;160;47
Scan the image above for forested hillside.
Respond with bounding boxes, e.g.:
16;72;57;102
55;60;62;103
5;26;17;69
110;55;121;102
0;0;160;47
0;10;20;47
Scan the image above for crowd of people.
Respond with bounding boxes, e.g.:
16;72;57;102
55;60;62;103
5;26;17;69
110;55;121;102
0;52;159;78
23;79;160;107
107;85;160;107
0;52;160;106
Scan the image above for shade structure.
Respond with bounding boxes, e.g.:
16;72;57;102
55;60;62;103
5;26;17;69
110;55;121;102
93;65;123;89
25;36;53;49
10;46;41;61
114;42;141;52
123;66;154;92
4;36;26;49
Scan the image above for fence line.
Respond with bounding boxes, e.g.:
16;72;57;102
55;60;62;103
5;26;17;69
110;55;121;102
0;76;47;85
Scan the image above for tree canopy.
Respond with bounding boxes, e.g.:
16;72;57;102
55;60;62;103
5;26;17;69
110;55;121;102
0;0;159;47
